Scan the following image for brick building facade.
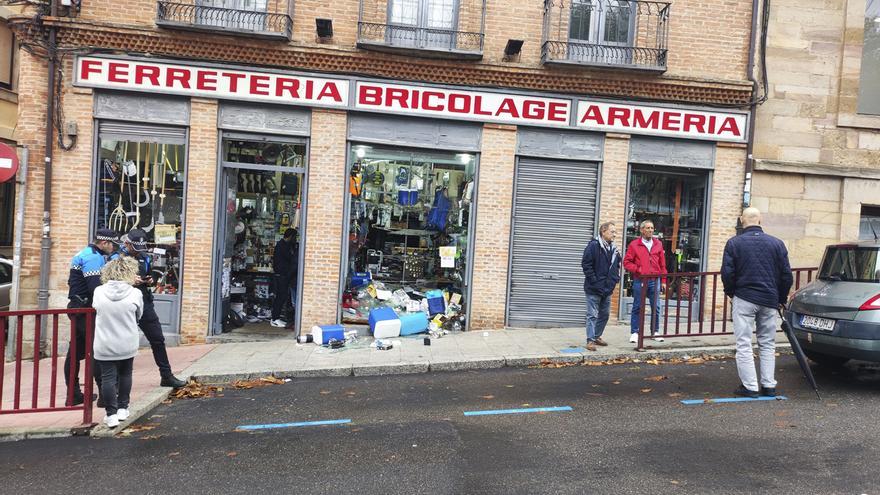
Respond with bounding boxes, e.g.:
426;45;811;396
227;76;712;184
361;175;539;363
9;0;757;345
752;0;880;267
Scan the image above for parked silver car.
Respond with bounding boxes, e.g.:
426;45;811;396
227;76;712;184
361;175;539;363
786;240;880;366
0;257;11;312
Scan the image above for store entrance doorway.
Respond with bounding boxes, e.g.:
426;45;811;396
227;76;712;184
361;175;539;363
212;135;307;339
619;166;710;322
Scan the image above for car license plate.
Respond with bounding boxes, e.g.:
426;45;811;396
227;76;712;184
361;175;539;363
801;315;835;332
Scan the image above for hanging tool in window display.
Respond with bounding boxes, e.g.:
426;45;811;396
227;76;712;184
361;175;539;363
133;143;151;228
123;142;143;230
109;142;130;233
158;143;169;224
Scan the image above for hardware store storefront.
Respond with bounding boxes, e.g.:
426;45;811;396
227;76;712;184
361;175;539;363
68;55;750;343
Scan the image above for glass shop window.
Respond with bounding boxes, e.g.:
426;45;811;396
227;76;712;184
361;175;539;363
342;144;476;331
95;139;186;295
623;167;708;301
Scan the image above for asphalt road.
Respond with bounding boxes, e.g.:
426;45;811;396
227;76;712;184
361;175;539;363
2;355;880;495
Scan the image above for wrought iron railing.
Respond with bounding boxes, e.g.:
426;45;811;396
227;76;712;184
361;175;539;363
542;0;670;71
542;40;666;69
156;1;293;39
358;21;484;54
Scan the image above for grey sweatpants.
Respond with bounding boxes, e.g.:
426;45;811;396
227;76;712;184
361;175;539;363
732;296;778;391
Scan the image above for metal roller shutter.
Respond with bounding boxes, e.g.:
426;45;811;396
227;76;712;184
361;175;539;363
98;121;187;144
507;158;599;328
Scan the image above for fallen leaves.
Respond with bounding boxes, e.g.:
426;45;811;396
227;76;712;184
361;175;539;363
168;452;180;457
645;375;668;382
534;359;579;368
226;451;238;458
667;393;683;398
122;423;159;434
479;395;495;400
640;388;653;393
232;376;286;389
171;381;223;399
139;434;163;441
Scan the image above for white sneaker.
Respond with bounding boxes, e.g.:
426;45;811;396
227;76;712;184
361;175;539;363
652;333;665;342
104;414;119;428
629;333;638;343
270;319;287;328
117;408;130;421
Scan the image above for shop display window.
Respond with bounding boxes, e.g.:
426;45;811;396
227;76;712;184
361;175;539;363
342;144;476;331
95;140;186;294
220;138;306;330
623;167;708;303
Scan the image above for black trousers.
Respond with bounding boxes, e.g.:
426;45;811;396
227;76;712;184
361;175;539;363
271;275;292;320
96;358;134;416
139;303;172;377
63;299;99;392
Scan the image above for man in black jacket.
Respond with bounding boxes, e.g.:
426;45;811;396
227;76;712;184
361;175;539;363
271;228;299;328
721;207;793;398
117;229;186;389
581;222;621;351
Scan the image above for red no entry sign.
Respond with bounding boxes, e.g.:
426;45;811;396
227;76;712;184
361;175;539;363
0;143;19;183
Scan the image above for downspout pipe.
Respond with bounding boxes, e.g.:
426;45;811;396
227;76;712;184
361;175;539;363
742;0;762;210
37;1;57;322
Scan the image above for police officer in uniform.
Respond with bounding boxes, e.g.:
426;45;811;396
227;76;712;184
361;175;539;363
65;228;118;406
116;228;186;388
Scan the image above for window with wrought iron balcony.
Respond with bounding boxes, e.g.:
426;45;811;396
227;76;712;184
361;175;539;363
156;0;293;41
357;0;486;59
542;0;669;72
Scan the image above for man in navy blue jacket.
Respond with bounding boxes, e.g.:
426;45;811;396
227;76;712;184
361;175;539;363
65;228;118;406
581;222;621;351
721;207;792;398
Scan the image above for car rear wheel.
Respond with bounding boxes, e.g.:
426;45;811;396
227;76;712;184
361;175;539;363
804;350;850;368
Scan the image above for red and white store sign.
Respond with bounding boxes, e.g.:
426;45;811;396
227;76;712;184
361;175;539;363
576;101;747;143
75;56;749;142
354;82;571;127
75;56;349;108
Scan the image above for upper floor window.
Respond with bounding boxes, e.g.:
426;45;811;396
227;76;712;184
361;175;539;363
388;0;457;49
156;0;292;41
0;22;15;91
542;0;669;72
357;0;485;58
857;0;880;115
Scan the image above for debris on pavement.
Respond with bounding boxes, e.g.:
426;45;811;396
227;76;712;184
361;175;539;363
232;376;287;389
169;380;223;400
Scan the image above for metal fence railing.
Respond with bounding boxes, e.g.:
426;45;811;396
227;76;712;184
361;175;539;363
634;267;818;350
1;308;95;425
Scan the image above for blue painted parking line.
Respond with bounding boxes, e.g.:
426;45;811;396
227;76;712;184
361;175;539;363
464;406;573;416
561;347;586;354
681;396;788;405
236;419;351;431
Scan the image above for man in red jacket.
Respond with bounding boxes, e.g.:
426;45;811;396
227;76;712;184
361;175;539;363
623;220;667;344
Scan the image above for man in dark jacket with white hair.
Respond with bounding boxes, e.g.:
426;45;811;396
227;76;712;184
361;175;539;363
581;222;621;351
722;207;793;398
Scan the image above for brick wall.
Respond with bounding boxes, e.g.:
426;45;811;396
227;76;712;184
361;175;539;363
300;109;346;330
178;98;218;343
469;123;516;329
598;134;630;316
707;144;746;272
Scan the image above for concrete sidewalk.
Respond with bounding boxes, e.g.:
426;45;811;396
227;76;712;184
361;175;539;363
183;324;788;383
4;324;789;439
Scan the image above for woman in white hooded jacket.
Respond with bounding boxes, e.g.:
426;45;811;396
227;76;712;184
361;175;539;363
93;256;143;428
